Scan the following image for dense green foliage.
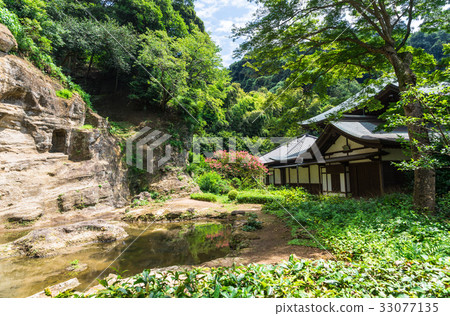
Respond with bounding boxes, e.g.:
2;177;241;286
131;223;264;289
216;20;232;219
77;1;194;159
70;256;449;298
0;0;312;138
383;81;450;172
229;59;290;93
236;191;283;204
195;171;231;195
409;31;450;63
234;0;450;211
265;194;450;263
132;28;228;129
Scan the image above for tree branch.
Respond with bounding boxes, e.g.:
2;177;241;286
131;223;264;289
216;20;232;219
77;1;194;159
337;37;386;54
346;0;386;39
396;0;414;51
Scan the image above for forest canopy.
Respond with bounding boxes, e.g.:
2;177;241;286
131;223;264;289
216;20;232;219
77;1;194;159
0;0;448;144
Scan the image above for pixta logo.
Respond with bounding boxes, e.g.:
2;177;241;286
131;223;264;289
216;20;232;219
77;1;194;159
126;127;172;174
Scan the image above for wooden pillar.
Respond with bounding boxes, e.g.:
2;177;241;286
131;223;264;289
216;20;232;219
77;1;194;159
308;165;311;185
343;163;348;198
319;165;322;194
378;150;384;195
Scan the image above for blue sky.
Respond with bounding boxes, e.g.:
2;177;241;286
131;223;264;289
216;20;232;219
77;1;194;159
195;0;258;67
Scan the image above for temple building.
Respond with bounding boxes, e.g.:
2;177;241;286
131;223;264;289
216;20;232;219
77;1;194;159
261;83;412;197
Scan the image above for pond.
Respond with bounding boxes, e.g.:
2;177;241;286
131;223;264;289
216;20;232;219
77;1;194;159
0;221;232;298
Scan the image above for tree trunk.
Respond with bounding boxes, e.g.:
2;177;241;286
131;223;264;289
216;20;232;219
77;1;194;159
387;49;436;213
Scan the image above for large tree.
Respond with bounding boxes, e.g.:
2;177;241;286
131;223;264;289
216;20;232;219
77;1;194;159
132;29;229;128
234;0;449;212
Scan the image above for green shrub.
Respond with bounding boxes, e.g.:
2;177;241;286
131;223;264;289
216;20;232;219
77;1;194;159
56;89;73;99
196;171;231;194
272;187;310;203
190;193;217;202
230;177;242;189
131;198;151;208
108;121;134;138
437;191;450;217
227;190;238;201
186;152;210;177
242;213;263;231
236;192;283;204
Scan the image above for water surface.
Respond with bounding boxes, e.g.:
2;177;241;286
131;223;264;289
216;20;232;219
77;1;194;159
0;221;231;297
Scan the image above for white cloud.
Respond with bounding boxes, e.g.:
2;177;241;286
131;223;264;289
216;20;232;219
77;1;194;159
216;20;234;33
195;0;258;67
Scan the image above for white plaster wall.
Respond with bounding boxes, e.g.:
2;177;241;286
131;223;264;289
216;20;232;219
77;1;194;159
310;165;320;183
299;167;309;183
382;148;408;161
274;169;281;184
289;168;298;184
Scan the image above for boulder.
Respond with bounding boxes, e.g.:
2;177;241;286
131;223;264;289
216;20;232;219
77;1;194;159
7;220;128;258
57;189;97;213
148;167;200;198
0;24;17;53
132;191;152;202
66;263;88;272
6;208;43;223
29;278;81;298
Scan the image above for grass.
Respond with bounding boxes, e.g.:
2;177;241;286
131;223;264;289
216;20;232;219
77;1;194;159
79;124;94;130
108;120;136;138
56;89;73;99
69;259;80;270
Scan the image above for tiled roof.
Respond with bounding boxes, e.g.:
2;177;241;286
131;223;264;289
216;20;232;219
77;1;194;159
260;135;317;164
299;81;449;126
299;81;396;126
331;119;409;143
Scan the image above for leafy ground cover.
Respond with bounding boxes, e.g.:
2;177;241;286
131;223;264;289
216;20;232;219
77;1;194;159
72;190;450;298
264;193;450;263
65;255;449;298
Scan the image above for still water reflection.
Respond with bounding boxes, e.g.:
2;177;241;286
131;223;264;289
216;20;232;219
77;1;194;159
0;221;231;297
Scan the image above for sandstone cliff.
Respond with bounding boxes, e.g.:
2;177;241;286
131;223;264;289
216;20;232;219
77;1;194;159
0;48;129;228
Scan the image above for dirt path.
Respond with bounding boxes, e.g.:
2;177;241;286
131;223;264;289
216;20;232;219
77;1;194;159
202;207;332;267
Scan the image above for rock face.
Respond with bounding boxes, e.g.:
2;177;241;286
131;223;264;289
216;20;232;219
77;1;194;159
148;167;200;198
0;53;129;228
0;24;17;53
1;220;128;258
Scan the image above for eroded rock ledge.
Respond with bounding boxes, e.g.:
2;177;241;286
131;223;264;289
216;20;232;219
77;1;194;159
0;220;128;259
0;37;129;229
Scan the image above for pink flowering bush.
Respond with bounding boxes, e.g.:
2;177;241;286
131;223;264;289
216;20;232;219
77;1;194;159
205;150;268;182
